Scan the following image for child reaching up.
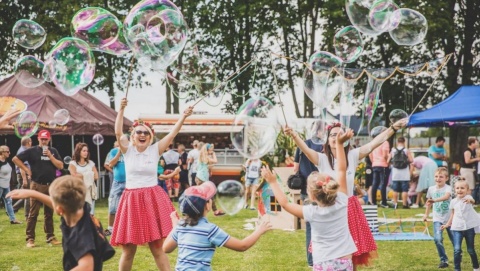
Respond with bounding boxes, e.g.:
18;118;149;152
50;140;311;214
261;129;357;271
441;179;480;271
7;176;114;271
163;181;271;270
422;167;453;269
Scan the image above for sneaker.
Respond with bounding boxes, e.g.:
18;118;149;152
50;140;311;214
410;204;419;209
379;204;389;208
46;237;61;245
26;239;35;248
10;220;22;224
249;207;256;210
244;204;248;209
437;262;448;268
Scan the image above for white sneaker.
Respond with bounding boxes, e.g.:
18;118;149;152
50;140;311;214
410;204;419;209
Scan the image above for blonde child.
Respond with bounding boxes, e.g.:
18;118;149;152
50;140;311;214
261;129;357;270
163;181;271;270
422;167;453;269
441;179;480;271
7;176;114;270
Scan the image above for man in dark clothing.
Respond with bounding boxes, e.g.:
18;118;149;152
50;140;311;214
12;130;63;248
293;138;323;267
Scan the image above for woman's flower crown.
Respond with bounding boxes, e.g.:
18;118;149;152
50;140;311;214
326;122;341;131
132;119;154;133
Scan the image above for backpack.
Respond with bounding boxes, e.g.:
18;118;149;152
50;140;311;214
392;147;409;169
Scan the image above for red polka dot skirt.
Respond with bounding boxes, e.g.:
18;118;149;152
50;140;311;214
348;196;378;266
111;185;175;246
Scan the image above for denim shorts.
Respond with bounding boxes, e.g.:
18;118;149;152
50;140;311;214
245;177;259;187
108;181;126;214
391;181;409;192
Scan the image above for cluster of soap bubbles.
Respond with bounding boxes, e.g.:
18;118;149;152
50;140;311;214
345;0;427;46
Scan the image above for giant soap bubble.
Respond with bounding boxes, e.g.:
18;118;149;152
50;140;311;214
53;109;70;125
231;97;279;160
44;37;95;96
303;51;343;109
12;19;47;50
99;26;131;56
368;0;399;32
389;8;428;46
216;180;245;215
14;111;39;138
389;109;408;124
14;55;45;88
71;7;122;50
334;26;363;63
345;0;383;36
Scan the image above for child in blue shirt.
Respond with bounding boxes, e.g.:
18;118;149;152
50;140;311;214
163;181;271;270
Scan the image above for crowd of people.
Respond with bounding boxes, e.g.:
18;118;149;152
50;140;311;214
1;103;480;271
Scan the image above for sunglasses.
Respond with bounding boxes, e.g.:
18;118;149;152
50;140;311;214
135;130;150;136
2;151;10;153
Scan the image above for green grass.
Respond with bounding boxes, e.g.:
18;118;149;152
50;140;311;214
1;200;480;270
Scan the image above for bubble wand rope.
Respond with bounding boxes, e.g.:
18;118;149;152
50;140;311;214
124;56;136;98
408;54;451;118
269;52;288;127
192;58;257;106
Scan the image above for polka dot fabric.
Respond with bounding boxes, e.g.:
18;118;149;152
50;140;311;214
111;185;175;246
347;196;378;266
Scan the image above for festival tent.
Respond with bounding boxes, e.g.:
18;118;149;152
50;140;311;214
0;75;132;135
408;85;480;127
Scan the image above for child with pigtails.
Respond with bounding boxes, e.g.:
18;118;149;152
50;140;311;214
261;129;357;271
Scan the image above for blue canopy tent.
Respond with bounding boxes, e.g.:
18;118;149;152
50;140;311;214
408;85;480;127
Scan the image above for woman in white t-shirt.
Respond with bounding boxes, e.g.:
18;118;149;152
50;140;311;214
262;130;356;270
285;118;408;267
442;179;480;271
112;98;193;271
68;142;98;214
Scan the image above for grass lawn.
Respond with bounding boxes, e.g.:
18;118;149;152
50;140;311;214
1;200;480;271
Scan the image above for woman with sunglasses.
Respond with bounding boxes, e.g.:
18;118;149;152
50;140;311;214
112;98;193;271
0;145;21;224
68;142;98;214
285;118;407;268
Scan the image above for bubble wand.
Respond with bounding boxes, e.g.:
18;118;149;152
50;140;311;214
192;58;257;107
124;56;136;98
269;52;288;127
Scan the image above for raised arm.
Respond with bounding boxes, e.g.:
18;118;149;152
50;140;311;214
223;219;271;252
115;98;128;154
7;189;53;209
261;165;303;218
0;108;21;129
359;118;407;159
158;106;193;155
336;129;353;195
284;127;319;166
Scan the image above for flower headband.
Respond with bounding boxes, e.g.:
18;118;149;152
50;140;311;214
316;175;331;187
326;122;341;131
133;119;154;133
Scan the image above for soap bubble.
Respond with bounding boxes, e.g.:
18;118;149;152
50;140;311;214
216;180;245;215
334;26;363;63
14;55;45;88
12;19;47;49
389;109;408;124
92;133;104;145
231;97;279;159
370;126;387;137
369;0;399;32
99;26;131;56
48;120;56;128
44;37;95;96
389;8;428;46
308;119;326;145
71;7;122;50
53;109;70;125
14;111;39;138
345;0;383;36
171;54;219;97
303;51;343;108
63;156;72;164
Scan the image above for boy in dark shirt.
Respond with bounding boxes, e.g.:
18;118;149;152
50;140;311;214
7;176;114;270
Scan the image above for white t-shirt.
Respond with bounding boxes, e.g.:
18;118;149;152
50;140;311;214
316;148;360;196
163;150;180;165
246;159;262;179
449;195;480;231
124;142;160;189
390;147;410;181
303;192;357;263
426;185;451;223
187;149;200;173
